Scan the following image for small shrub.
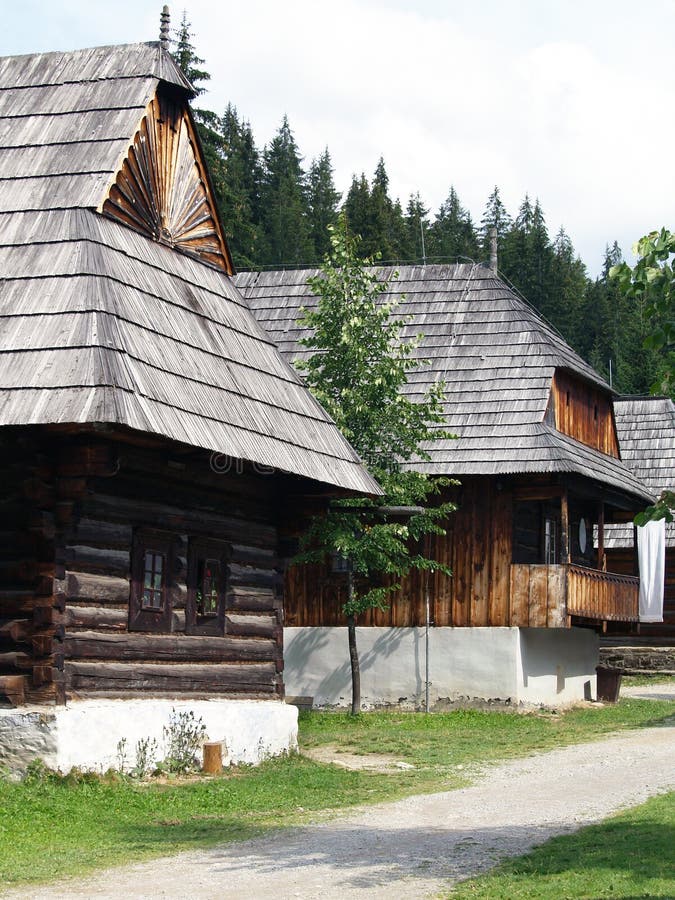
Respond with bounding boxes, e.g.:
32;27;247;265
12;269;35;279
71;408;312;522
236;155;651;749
115;737;128;772
133;736;159;778
162;708;206;774
22;758;55;783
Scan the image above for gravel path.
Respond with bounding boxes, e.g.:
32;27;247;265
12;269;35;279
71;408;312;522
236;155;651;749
620;680;675;702
6;710;674;900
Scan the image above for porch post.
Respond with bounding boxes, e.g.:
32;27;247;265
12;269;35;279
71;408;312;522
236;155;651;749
598;501;606;571
560;489;570;563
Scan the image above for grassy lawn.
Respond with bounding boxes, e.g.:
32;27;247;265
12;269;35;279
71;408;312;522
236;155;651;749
445;790;675;899
0;698;672;888
622;673;675;687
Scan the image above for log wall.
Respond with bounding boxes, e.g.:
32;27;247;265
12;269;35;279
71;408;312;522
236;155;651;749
1;428;286;705
0;432;61;705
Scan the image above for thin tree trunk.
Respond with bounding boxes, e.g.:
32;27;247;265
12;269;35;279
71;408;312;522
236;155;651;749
347;570;360;714
347;613;360;715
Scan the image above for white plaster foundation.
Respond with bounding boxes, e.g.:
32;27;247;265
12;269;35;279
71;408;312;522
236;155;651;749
0;698;298;775
285;626;599;709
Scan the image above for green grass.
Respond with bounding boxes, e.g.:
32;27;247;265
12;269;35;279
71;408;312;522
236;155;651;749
0;698;672;888
622;673;675;687
299;698;675;773
445;791;675;899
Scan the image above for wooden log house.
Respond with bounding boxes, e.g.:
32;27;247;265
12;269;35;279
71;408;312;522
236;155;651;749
0;39;378;719
236;266;656;706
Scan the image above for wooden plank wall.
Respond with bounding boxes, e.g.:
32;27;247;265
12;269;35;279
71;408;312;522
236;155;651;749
509;565;567;627
551;370;619;457
2;430;286;704
285;478;515;628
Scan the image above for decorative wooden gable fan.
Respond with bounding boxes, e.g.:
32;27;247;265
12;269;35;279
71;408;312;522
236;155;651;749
102;91;233;273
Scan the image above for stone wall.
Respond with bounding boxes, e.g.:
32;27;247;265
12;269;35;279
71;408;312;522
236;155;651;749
600;645;675;674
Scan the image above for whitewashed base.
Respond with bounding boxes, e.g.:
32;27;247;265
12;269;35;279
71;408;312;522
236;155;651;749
285;626;600;709
0;698;298;775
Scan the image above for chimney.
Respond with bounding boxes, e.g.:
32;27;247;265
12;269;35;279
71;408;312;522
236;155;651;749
159;6;171;51
489;227;498;272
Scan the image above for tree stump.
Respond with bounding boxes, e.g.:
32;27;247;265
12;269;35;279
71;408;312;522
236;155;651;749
202;741;224;774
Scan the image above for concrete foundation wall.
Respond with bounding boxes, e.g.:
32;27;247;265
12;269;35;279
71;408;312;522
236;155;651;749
0;699;298;775
284;626;599;708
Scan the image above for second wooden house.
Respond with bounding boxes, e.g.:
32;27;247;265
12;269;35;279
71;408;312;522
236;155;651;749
237;264;654;708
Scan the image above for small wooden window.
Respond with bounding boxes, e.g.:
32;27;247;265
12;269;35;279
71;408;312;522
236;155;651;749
141;550;165;609
544;516;559;564
129;531;175;632
186;539;228;635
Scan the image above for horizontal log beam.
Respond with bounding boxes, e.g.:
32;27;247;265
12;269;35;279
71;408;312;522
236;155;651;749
230;544;278;568
0;592;35;617
228;563;281;589
65;661;279;694
0;651;32;672
225;614;278;639
64;606;128;631
0;618;31;643
70;519;133;549
0;675;26;706
62;546;130;577
87;493;276;547
63;631;278;663
226;586;277;613
60;572;130;604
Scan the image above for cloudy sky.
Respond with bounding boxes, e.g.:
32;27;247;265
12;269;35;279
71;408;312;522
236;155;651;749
3;1;672;274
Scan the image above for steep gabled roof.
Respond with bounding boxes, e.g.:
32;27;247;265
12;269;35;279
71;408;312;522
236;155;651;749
0;43;379;495
606;397;675;547
236;264;651;503
0;43;191;208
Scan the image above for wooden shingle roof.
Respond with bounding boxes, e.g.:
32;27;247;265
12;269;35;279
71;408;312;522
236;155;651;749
0;43;379;495
606;397;675;547
236;264;651;503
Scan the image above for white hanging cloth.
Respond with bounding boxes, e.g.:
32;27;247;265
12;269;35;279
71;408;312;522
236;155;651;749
637;519;666;622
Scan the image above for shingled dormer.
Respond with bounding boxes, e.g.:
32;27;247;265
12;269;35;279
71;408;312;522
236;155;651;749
545;369;620;458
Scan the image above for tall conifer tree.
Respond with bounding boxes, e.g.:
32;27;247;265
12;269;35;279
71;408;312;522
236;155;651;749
548;228;587;353
480;186;512;264
260;116;312;266
218;104;263;267
307;149;341;260
428;186;479;261
369;157;397;259
343;174;372;253
404;192;429;262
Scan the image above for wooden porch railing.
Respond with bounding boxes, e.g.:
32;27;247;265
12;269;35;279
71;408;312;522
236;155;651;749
566;564;639;622
510;563;640;626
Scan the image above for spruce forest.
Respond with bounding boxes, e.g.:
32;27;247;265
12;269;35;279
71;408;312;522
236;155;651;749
175;17;660;397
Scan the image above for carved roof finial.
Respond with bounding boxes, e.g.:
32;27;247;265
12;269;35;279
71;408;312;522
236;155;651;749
159;6;171;51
